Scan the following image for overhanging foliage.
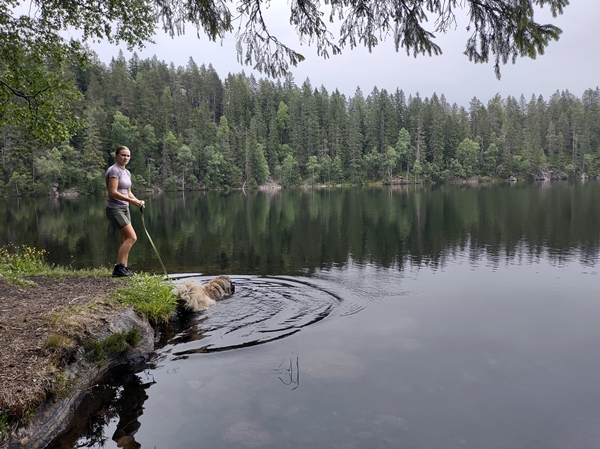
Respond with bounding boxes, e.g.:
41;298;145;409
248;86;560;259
1;0;570;142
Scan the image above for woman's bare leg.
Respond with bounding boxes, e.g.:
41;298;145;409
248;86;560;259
117;224;137;266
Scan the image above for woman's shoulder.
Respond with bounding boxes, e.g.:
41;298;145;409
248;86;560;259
105;164;120;177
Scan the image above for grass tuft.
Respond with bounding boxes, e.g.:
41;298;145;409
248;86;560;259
0;413;9;440
83;327;142;363
125;326;142;347
50;371;75;399
111;273;178;323
45;333;76;351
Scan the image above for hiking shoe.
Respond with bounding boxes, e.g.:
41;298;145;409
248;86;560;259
125;266;134;275
112;263;133;277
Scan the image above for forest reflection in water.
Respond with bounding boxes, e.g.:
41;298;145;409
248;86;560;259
1;181;599;274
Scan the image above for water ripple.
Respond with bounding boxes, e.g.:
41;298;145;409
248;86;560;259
165;276;342;357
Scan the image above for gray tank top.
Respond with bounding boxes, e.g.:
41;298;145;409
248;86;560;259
105;164;131;209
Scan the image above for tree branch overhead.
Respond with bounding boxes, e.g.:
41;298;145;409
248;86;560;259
0;0;569;141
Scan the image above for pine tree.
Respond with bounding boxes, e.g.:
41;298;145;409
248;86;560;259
346;89;366;183
396;128;413;179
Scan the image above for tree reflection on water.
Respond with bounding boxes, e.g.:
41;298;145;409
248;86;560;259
48;368;155;449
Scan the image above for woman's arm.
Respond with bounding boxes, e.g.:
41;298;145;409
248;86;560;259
107;178;143;207
127;188;144;207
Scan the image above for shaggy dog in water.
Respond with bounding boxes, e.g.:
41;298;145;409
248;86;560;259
172;275;235;311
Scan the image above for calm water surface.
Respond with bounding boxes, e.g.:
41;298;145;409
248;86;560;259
3;182;600;449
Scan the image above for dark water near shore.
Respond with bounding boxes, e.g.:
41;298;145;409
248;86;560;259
3;182;600;449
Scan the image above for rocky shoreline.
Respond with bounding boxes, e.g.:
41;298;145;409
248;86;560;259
0;277;157;449
3;309;154;449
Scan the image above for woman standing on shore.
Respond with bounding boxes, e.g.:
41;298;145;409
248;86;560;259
105;146;144;277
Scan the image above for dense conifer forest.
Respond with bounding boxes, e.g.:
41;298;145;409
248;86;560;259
2;51;599;196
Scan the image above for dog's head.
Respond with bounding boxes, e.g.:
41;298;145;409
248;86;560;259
212;275;235;295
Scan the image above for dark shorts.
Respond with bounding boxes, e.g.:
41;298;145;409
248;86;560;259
106;207;131;229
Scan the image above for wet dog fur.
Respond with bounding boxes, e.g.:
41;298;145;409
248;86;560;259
172;275;235;311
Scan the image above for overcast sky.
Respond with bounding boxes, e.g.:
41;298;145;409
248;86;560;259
81;0;598;107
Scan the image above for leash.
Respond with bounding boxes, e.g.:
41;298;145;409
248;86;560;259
139;204;170;280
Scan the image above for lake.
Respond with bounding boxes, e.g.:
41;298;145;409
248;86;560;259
3;182;600;449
